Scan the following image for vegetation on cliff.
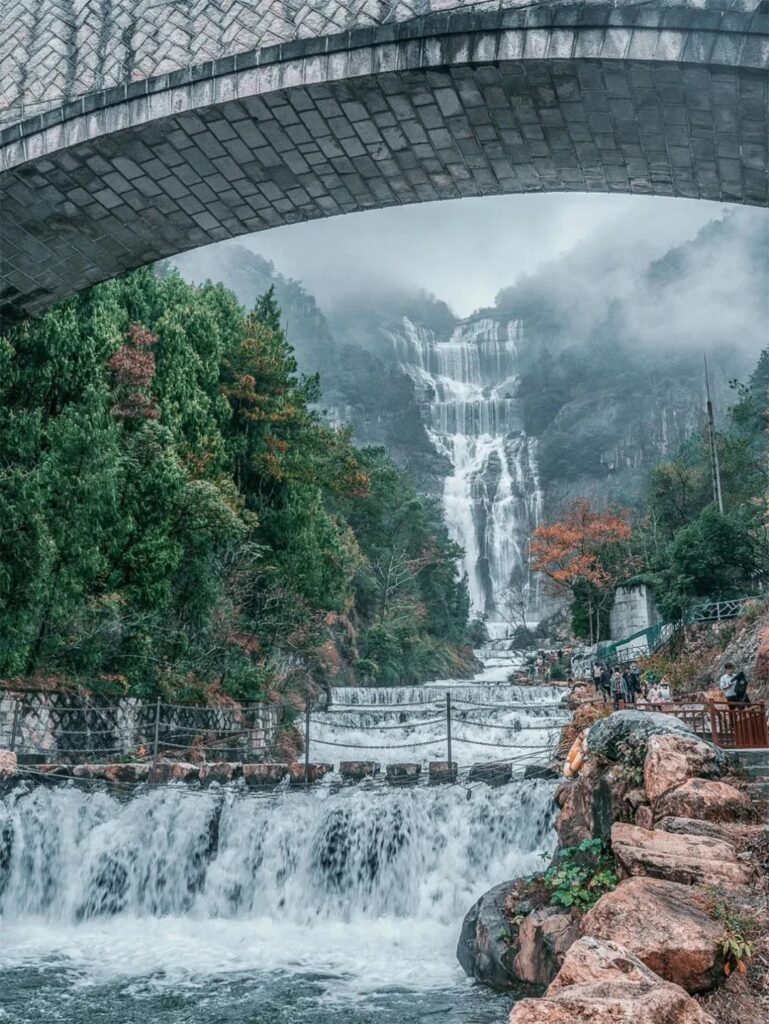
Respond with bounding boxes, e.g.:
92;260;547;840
532;342;769;641
0;268;471;701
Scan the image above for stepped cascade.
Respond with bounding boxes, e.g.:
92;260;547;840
0;644;566;1023
386;316;543;620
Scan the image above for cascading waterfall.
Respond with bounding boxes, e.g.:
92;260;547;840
0;644;566;1024
385;316;544;621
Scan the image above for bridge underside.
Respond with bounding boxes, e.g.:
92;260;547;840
2;20;768;318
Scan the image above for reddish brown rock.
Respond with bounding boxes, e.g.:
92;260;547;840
428;761;457;785
657;816;767;845
243;763;288;789
635;805;654;830
199;762;241;786
644;734;724;803
102;763;150;784
557;759;625;847
288;762;332;784
339;761;380;781
0;750;17;776
513;907;580;986
654;779;754;824
385;763;422;785
610;822;752;889
580;877;723;993
153;761;199;783
509;937;717;1023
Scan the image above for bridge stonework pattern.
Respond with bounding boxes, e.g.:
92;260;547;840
0;0;763;128
1;1;768;317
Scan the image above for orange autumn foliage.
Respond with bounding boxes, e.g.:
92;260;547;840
530;498;633;594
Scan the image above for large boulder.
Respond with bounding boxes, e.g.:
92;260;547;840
580;877;724;993
556;758;621;847
653;779;755;824
509;937;717;1023
657;816;768;845
610;822;753;889
644;734;725;803
514;907;580;986
588;711;695;763
457;881;521;990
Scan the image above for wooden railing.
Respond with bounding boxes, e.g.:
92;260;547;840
638;701;712;739
709;701;769;749
636;699;769;749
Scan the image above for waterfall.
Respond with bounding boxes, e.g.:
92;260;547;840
0;782;555;928
386;316;544;622
0;648;563;1022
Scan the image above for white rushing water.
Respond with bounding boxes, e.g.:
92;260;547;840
0;646;565;1023
386;316;544;621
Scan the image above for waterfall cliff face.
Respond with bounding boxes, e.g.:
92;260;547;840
384;316;543;621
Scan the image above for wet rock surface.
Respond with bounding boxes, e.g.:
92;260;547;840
457;880;522;990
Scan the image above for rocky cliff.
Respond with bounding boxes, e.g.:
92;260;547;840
172;208;767;620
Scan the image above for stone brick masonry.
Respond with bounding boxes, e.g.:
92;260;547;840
0;0;767;318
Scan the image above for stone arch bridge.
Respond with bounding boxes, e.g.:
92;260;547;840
1;0;768;319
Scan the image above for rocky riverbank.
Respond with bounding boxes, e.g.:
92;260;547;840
458;697;769;1023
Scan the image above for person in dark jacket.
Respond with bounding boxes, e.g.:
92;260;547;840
599;665;612;704
622;667;636;705
611;669;627;710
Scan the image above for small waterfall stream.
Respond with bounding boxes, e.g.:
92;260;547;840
0;645;565;1024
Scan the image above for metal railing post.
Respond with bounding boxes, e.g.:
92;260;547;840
446;691;453;780
304;702;311;787
150;697;161;785
9;697;20;753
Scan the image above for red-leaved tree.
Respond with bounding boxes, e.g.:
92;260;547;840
530;498;634;643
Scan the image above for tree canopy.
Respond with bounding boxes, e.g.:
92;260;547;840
0;268;472;706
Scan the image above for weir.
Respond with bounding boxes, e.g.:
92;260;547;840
0;642;566;1023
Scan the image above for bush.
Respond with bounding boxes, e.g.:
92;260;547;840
543;839;619;911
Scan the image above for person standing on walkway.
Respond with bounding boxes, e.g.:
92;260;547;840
611;669;627;710
622;666;636;705
719;662;737;702
592;661;603;694
600;664;612;704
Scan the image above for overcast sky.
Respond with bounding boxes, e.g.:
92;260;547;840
244;194;743;317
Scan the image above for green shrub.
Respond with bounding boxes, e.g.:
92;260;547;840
543;839;619;911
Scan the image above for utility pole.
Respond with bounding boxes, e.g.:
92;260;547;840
704;355;724;514
304;702;311;787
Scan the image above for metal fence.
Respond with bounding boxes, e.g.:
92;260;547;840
0;690;279;764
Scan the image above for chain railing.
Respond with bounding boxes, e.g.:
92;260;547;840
0;690;278;765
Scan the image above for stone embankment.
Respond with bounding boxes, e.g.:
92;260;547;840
458;691;769;1024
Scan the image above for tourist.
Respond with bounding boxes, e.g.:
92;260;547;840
630;661;642;698
622;666;636;705
647;682;663;703
610;669;627;710
592;661;603;694
599;664;612;704
719;662;737;701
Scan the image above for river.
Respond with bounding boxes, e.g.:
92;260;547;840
0;646;567;1024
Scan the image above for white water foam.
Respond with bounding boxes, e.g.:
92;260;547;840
0;779;556;1000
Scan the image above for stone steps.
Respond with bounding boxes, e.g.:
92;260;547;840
732;749;769;802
